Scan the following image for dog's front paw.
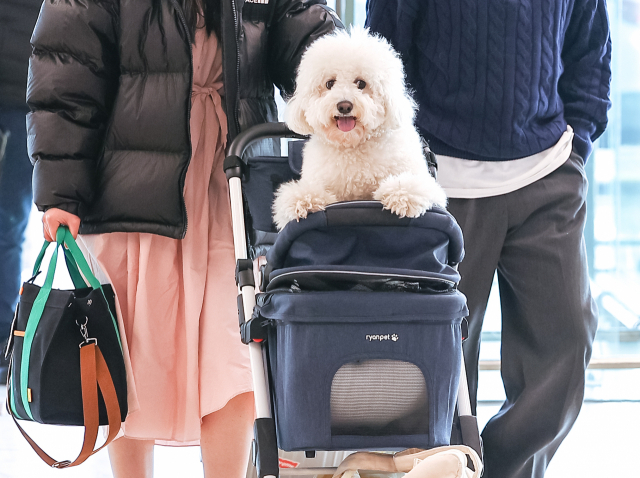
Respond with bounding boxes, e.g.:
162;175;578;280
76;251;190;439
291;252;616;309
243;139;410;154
374;173;447;218
294;195;327;219
273;198;310;230
279;195;328;226
273;182;336;230
375;190;427;218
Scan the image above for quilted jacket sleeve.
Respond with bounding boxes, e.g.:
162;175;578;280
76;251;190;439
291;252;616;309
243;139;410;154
268;0;343;98
26;0;120;217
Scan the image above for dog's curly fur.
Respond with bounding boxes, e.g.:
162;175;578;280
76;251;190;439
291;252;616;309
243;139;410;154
272;28;447;230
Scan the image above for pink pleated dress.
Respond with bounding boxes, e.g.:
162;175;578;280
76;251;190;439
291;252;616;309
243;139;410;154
80;25;253;446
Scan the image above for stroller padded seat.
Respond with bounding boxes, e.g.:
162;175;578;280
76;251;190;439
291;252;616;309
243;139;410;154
242;141;305;238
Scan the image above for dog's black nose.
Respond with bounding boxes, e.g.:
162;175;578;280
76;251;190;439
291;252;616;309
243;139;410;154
337;101;353;115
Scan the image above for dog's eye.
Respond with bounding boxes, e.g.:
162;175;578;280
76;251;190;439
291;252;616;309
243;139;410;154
355;79;366;90
326;79;336;90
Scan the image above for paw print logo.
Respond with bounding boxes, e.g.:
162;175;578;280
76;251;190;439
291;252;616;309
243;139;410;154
391;334;399;342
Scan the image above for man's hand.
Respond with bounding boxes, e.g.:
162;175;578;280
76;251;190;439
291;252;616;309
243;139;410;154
42;208;81;242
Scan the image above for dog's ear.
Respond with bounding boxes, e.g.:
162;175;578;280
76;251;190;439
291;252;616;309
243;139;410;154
382;84;417;131
285;94;314;135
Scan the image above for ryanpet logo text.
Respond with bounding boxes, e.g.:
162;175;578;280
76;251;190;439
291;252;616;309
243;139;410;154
366;334;399;342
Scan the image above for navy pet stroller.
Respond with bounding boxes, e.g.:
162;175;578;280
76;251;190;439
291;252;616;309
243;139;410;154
224;123;482;477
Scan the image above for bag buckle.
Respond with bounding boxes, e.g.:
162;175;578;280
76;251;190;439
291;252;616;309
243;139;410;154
76;316;98;348
52;460;71;468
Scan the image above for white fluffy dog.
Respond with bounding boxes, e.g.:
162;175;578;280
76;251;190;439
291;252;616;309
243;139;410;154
272;28;447;230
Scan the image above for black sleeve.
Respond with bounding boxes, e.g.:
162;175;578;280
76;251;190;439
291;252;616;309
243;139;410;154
268;0;343;98
26;0;120;217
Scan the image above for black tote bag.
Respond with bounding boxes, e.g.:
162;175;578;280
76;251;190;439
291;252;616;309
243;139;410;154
4;226;127;467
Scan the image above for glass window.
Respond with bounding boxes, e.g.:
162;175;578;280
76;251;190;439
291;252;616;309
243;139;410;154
582;0;640;400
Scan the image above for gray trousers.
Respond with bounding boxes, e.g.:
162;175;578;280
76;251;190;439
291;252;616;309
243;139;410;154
447;151;598;478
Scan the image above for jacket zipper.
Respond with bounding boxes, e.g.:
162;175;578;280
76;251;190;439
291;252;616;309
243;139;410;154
231;0;241;137
169;0;192;239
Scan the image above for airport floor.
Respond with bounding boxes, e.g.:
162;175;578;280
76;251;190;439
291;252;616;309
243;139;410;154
0;388;637;478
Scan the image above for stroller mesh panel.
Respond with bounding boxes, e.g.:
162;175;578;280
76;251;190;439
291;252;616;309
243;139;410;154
330;359;429;436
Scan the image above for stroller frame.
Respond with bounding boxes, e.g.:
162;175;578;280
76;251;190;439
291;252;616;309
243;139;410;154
224;123;482;478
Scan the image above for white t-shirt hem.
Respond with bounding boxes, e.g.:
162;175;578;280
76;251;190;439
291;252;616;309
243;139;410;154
436;126;574;199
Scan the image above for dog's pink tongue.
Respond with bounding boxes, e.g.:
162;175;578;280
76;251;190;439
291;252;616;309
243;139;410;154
337;116;356;132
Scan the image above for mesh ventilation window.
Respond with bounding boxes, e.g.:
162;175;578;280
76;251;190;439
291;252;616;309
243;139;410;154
330;359;429;436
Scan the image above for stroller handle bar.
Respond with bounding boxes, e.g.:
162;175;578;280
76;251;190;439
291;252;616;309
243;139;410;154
228;122;307;159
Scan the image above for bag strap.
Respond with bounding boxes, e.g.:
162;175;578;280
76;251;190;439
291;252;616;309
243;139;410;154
7;343;122;468
20;234;65;419
64;248;90;289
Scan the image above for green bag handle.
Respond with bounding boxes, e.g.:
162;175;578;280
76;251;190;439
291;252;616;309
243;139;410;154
14;227;121;420
31;241;88;290
65;249;89;289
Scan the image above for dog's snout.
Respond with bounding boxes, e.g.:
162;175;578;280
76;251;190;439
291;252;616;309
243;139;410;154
337;101;353;115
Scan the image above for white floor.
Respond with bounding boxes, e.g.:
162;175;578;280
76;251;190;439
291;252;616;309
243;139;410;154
1;390;638;478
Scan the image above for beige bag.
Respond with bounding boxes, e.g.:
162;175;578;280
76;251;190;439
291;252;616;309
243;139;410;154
333;446;482;478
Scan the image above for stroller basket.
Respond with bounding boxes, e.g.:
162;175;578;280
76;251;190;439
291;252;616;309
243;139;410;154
255;202;468;451
259;289;467;451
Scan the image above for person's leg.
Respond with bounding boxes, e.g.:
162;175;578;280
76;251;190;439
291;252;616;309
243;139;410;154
482;153;598;478
107;437;155;478
200;391;255;478
447;196;508;412
0;107;33;341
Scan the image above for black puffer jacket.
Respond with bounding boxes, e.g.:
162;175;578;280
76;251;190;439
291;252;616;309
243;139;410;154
0;0;42;108
27;0;340;238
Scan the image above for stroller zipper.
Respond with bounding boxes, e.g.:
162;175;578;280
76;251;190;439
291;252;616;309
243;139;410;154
270;270;456;288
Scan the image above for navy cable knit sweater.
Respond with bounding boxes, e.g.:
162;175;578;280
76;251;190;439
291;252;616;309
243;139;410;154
366;0;611;161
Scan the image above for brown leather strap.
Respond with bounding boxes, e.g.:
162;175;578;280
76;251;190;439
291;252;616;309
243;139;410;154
8;343;123;468
94;345;122;450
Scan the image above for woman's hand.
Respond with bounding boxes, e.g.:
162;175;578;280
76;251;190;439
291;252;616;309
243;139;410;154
42;208;81;242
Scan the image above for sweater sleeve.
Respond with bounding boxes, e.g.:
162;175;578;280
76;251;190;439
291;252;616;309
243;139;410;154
559;0;611;161
267;0;342;98
26;0;119;217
